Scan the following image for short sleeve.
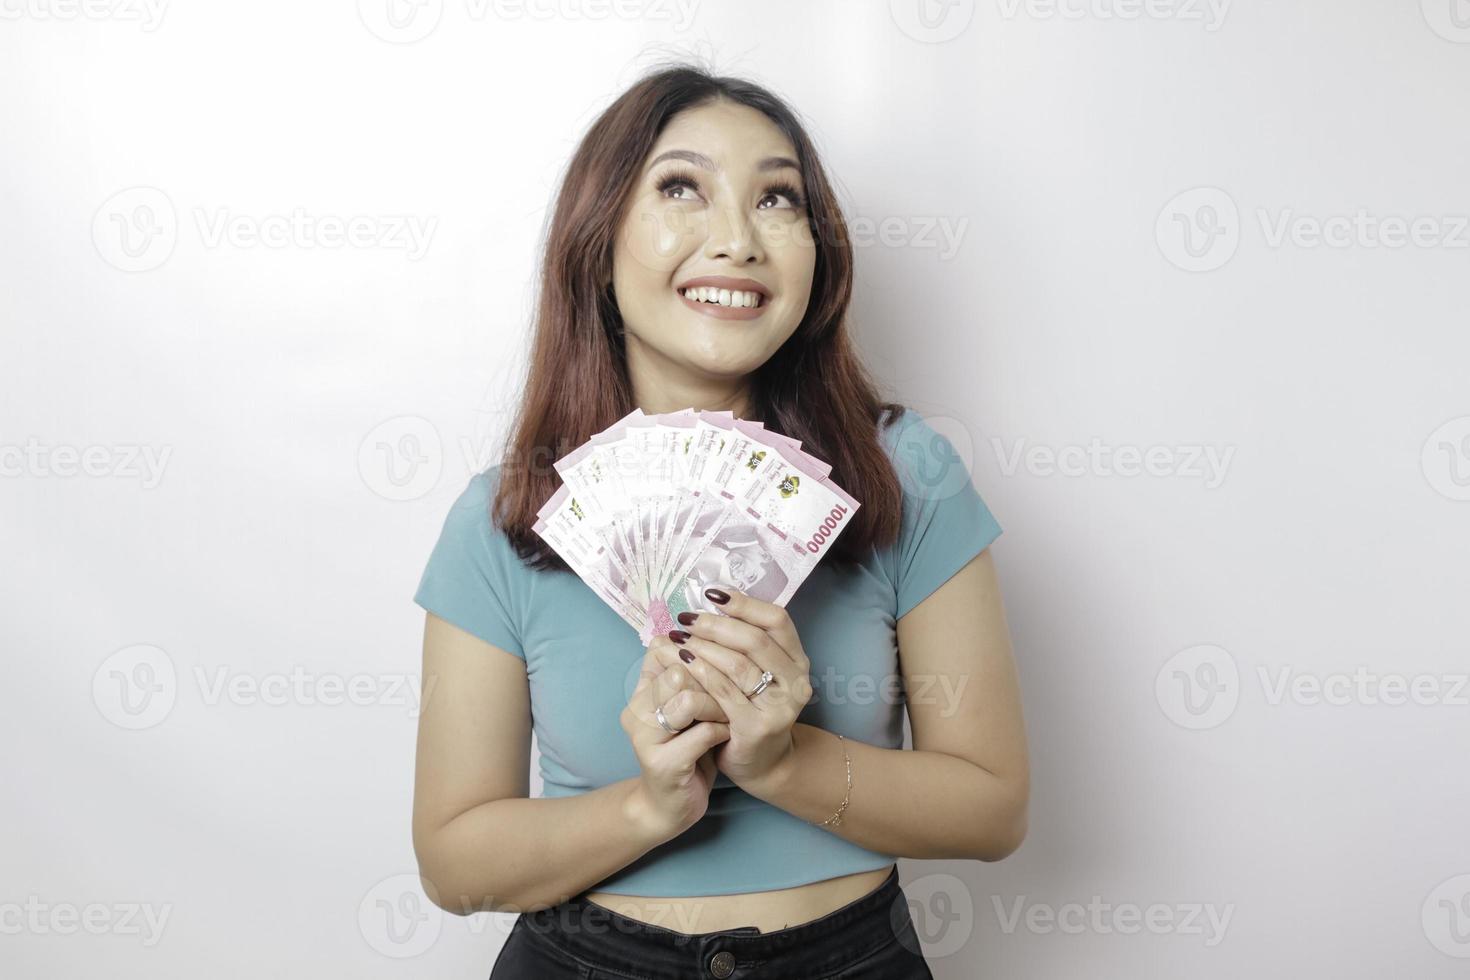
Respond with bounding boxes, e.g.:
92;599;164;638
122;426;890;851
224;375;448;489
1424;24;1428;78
412;468;526;660
886;410;1003;619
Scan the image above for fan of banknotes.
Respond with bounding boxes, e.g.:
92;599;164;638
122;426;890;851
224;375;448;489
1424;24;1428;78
532;408;860;647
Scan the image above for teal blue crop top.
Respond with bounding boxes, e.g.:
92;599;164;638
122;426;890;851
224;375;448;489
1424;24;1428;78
412;407;1003;896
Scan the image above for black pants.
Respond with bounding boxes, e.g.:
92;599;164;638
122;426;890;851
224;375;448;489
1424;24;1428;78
488;864;934;979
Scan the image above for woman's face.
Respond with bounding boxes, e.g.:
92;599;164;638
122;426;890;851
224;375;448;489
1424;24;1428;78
612;99;816;404
725;543;770;589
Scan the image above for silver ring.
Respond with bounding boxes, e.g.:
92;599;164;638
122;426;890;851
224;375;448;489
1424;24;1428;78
745;670;774;699
655;703;683;735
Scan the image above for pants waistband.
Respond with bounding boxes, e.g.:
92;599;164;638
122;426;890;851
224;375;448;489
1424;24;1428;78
518;865;911;978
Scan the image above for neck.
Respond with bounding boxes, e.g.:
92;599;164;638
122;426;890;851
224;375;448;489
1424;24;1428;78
625;339;759;420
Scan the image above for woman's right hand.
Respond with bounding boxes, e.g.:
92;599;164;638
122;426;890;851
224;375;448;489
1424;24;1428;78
620;634;730;841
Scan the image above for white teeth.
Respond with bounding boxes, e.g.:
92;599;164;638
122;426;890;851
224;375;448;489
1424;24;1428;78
681;286;763;308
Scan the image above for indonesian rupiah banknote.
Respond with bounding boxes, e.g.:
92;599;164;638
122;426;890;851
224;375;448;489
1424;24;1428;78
532;409;859;646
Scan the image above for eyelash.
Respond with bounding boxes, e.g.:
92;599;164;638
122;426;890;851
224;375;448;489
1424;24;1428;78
654;167;807;211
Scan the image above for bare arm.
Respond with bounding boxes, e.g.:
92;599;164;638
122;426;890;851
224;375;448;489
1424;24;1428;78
411;612;675;915
741;548;1030;861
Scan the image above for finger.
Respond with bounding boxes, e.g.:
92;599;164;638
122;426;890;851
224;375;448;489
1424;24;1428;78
675;609;790;678
649;687;726;732
670;634;766;723
672;721;730;759
667;627;777;706
684;631;810;715
636;634;695;696
647;631;715;681
633;639;669;697
700;586;805;665
652;631;799;717
647;634;703;676
642;719;728;769
650;636;786;715
649;660;712;711
634;662;682;727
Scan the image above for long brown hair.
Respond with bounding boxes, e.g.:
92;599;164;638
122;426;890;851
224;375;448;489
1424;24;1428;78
494;61;907;573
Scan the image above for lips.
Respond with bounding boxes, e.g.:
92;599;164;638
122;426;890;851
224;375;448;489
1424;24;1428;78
675;275;771;303
675;282;769;321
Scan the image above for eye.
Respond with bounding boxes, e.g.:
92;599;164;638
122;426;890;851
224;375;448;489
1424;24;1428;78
655;168;705;203
757;180;807;212
653;168;808;212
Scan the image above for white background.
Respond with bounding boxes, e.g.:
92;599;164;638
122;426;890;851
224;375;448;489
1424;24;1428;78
3;1;1469;977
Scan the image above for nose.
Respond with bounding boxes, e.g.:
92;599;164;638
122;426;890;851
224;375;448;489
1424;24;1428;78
703;202;763;265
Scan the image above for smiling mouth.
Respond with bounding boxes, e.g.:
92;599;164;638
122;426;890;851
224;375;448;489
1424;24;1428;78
677;286;767;310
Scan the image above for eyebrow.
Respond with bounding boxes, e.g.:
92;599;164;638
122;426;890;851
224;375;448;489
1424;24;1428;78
646;149;802;177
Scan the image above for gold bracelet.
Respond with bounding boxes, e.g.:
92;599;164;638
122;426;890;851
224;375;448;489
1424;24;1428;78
817;733;851;828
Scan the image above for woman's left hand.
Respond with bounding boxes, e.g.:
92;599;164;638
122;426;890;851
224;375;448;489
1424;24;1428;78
645;586;814;792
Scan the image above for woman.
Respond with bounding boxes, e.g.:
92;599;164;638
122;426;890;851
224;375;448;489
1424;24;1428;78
411;63;1029;979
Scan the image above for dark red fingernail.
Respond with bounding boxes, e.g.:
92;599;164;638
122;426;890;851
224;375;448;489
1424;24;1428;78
677;611;698;626
704;588;729;605
669;629;690;644
679;649;695;664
